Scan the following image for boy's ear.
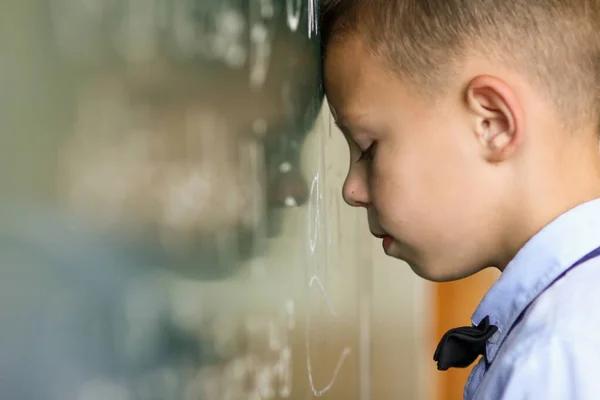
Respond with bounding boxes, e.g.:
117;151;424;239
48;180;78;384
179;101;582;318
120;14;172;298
466;75;523;162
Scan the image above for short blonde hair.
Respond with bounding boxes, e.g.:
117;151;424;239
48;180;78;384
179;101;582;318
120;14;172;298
321;0;600;131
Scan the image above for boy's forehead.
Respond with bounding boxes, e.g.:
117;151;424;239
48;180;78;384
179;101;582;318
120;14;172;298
325;40;371;107
324;37;403;124
324;37;366;86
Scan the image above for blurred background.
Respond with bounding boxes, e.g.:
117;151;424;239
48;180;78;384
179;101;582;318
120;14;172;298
0;1;498;399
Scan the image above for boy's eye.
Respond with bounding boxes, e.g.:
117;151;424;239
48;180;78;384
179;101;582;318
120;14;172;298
357;142;377;163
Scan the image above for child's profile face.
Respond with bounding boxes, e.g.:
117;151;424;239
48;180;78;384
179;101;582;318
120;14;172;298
324;35;503;281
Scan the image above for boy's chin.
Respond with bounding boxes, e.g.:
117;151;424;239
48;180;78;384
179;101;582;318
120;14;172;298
412;264;484;283
409;264;459;282
394;255;479;283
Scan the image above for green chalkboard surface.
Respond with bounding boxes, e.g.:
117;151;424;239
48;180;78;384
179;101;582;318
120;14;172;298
0;1;351;400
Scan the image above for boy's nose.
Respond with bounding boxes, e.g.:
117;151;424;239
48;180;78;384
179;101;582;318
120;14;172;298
342;170;370;207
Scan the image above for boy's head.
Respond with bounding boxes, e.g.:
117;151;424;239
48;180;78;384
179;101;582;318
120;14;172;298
322;0;600;281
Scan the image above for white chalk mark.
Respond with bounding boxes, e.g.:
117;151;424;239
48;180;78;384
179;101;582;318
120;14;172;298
218;9;248;68
249;22;271;89
279;162;292;173
308;0;318;38
307;346;352;397
286;0;302;32
307;173;320;253
284;197;297;207
287;0;319;38
305;154;350;395
276;346;293;397
308;275;338;317
305;277;351;396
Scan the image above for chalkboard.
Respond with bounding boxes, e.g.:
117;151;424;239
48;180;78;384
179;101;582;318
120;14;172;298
0;1;374;399
47;0;325;278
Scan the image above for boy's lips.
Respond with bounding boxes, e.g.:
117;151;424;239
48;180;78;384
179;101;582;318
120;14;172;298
382;235;394;252
371;231;394;252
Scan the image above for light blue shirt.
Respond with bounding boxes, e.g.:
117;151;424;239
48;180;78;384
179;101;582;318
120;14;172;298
465;198;600;400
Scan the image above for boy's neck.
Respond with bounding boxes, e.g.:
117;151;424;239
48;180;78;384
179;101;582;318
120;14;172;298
496;132;600;271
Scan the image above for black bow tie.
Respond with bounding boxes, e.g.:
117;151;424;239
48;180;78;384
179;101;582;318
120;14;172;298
434;316;498;371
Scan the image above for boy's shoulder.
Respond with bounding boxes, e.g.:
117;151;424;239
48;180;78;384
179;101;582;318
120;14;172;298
495;254;600;362
517;254;600;343
474;256;600;399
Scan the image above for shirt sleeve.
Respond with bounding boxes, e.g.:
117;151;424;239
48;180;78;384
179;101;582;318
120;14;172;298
498;334;600;400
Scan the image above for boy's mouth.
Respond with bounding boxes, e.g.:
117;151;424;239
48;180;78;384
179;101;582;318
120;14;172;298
371;231;394;252
382;235;394;253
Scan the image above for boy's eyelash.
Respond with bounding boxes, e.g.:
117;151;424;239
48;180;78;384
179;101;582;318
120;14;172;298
357;142;377;162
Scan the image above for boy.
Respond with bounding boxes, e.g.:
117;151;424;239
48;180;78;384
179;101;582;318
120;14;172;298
321;0;600;399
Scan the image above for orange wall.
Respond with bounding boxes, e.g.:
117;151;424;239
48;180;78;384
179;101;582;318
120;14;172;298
432;269;500;400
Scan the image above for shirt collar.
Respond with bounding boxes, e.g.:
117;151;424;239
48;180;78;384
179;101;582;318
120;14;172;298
472;197;600;363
